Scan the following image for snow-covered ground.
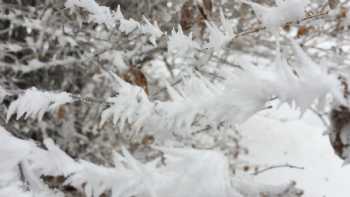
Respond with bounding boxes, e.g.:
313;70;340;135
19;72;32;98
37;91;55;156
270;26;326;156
240;105;350;197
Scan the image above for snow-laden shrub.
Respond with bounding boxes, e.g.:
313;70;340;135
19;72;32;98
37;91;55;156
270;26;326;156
1;0;349;196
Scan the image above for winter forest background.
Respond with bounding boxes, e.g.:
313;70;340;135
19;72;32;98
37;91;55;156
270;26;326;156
1;0;350;196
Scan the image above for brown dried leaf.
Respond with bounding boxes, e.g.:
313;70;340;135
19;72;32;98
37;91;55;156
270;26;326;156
297;26;308;38
57;105;65;119
340;7;348;18
142;135;155;145
180;0;194;31
122;67;149;94
329;106;350;160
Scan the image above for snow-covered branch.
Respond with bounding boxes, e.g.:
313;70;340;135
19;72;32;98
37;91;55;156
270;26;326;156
0;126;303;197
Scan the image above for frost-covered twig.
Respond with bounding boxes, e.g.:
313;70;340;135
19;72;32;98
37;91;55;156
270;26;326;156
234;10;330;38
6;87;74;122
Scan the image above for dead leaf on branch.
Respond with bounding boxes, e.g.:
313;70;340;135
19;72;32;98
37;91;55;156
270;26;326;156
329;105;350;160
296;25;315;38
122;66;149;94
142;134;155;145
56;105;66;119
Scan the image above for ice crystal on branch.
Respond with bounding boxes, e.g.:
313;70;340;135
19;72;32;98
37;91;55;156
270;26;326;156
141;17;163;46
65;0;115;28
168;25;200;57
6;88;74;122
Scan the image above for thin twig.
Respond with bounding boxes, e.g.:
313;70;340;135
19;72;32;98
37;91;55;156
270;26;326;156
234;10;330;39
252;163;304;176
309;107;330;129
69;94;113;105
18;162;26;183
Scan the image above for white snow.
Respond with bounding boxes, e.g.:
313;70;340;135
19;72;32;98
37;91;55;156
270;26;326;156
240;104;350;197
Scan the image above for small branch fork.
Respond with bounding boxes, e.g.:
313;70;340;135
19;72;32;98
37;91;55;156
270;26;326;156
252;163;305;176
69;94;113;105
